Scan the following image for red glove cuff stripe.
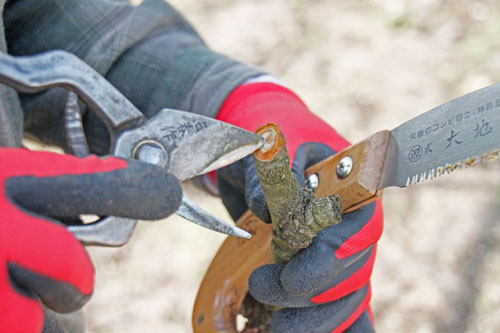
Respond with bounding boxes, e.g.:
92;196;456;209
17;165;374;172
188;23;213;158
336;199;383;260
332;284;372;333
311;247;376;304
217;82;350;164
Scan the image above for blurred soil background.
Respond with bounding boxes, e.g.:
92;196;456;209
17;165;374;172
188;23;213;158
81;0;500;332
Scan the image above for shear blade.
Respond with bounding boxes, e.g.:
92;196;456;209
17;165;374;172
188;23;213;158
114;109;264;182
181;125;264;178
176;196;251;239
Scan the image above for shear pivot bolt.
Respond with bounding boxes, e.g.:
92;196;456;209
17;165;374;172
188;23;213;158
336;156;353;179
133;141;168;167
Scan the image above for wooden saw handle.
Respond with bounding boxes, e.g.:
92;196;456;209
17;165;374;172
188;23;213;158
192;130;390;332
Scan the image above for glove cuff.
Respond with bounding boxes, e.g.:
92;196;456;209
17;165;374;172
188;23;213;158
216;82;350;163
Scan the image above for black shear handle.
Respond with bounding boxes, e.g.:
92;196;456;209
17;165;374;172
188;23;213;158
0;50;144;140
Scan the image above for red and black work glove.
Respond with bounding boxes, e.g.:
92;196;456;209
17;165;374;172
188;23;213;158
0;148;182;332
215;82;383;332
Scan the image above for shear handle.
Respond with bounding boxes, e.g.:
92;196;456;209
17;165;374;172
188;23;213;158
0;50;144;141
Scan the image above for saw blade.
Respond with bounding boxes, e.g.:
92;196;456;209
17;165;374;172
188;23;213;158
379;82;500;189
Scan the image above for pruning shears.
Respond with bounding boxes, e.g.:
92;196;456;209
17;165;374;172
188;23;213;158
0;50;263;246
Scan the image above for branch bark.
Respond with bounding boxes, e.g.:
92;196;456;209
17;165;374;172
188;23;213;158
253;123;342;263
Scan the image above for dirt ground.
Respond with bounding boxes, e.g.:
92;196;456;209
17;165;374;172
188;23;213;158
83;0;500;332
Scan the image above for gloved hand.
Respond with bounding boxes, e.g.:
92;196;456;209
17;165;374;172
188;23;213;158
215;82;383;332
0;148;182;332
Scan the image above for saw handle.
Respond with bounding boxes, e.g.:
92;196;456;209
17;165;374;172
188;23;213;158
192;130;390;332
306;130;390;212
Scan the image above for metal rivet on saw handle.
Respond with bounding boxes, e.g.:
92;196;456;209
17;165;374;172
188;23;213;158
306;173;319;192
336;156;353;179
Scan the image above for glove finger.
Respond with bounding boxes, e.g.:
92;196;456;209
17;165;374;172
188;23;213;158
5;158;182;221
249;264;295;306
270;284;371;333
332;200;383;260
8;263;91;314
291;142;335;186
310;246;376;303
314;201;378;254
249;247;374;307
284;245;374;301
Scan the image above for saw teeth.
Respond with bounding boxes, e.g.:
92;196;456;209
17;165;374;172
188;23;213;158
405;148;500;186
